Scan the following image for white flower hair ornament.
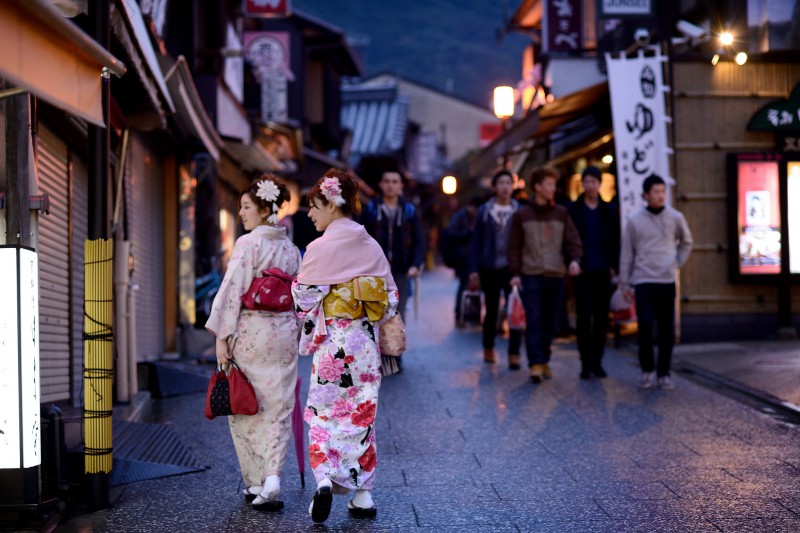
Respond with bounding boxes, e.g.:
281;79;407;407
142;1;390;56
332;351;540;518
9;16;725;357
255;179;281;225
320;177;346;207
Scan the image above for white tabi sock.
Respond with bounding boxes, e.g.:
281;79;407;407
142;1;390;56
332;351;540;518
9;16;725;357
352;489;374;509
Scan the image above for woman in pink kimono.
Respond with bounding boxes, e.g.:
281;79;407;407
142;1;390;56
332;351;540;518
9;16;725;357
205;175;301;511
292;169;399;523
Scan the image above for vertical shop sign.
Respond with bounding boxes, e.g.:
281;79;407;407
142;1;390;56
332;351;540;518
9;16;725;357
606;48;672;223
544;0;583;53
0;246;40;469
244;32;295;124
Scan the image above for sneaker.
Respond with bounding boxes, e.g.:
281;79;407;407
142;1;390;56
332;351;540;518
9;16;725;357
483;349;497;363
542;364;553;379
579;368;592;380
658;375;674;390
530;364;544;383
593;366;608;378
638;371;655;389
508;354;521;370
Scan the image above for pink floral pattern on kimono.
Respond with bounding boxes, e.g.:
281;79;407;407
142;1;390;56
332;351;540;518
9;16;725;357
292;280;398;490
205;225;301;487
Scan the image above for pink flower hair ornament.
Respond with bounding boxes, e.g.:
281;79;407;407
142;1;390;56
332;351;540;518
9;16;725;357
320;177;346;207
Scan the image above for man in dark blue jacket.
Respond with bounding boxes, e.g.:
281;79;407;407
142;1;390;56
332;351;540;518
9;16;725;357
567;166;620;379
360;170;425;321
469;169;522;367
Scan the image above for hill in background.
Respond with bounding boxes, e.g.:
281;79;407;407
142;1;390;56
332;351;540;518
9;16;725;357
294;0;529;108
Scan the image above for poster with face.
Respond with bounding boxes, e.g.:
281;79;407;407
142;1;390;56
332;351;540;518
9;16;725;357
737;161;781;275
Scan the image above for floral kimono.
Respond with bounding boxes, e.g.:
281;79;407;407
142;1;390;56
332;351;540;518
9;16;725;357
205;224;301;487
292;218;398;491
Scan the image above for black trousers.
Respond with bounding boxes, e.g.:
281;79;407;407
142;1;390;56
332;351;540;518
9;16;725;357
634;283;676;377
479;267;522;354
574;270;611;370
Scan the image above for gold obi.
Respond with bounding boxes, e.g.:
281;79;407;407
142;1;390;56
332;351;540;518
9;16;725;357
322;276;388;322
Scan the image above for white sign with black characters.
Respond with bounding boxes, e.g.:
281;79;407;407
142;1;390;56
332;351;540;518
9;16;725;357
606;48;672;222
0;247;40;469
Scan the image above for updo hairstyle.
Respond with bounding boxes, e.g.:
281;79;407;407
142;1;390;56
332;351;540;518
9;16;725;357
307;167;362;217
243;174;291;214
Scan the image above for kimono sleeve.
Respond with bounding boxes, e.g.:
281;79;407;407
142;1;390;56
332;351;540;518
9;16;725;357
291;281;330;356
205;236;257;339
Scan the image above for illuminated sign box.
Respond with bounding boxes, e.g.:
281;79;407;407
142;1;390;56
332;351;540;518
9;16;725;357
0;246;41;469
727;153;800;283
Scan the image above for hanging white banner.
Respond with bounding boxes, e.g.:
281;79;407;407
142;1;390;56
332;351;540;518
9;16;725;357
605;48;672;223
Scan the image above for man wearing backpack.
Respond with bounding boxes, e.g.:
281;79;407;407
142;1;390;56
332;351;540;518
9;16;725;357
469;169;523;368
360;170;425;323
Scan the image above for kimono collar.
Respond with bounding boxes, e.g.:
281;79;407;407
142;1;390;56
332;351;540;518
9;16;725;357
251;224;287;240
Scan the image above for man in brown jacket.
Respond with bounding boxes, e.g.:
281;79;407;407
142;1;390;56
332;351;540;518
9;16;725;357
509;166;583;383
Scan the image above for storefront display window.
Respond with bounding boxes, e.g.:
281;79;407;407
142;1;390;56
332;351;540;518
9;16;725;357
788;162;800;274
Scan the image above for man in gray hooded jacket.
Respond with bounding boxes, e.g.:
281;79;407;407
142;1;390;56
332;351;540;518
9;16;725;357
619;174;693;391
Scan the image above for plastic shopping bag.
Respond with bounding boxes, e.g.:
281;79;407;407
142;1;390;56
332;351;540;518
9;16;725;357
461;290;483;325
507;286;526;330
610;286;635;321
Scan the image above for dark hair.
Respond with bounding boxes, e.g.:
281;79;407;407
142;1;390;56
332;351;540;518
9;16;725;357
491;169;516;187
530;165;559;186
243;174;291;213
642;174;666;193
307;167;362;217
581;166;602;182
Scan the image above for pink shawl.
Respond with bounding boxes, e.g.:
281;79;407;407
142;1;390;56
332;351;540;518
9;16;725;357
297;218;396;290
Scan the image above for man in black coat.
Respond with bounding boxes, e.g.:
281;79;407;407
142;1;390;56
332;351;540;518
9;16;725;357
567;166;620;379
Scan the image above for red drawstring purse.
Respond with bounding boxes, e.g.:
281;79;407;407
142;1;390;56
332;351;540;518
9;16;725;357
205;360;258;419
241;267;293;312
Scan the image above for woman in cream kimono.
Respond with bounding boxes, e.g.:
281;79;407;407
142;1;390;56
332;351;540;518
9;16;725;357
292;169;398;524
205;175;301;511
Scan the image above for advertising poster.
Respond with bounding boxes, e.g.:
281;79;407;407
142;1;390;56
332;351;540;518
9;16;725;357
737;161;781;274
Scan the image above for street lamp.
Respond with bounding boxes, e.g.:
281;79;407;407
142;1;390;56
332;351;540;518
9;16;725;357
442;175;458;195
493;86;514;166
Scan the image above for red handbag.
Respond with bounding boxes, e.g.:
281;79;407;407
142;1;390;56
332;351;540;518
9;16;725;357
241;267;293;312
205;360;258;419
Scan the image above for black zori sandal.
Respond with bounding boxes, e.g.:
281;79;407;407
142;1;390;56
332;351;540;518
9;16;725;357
310;486;333;523
347;500;377;518
243;486;259;503
252;499;284;512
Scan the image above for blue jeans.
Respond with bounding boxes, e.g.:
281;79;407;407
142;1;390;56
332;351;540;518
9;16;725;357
521;275;565;366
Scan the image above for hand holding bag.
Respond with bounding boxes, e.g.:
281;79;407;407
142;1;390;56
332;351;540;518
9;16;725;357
205;360;258;419
379;314;406;357
241;267;293;312
507;286;526;330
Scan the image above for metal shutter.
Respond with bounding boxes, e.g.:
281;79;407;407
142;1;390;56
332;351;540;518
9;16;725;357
36;127;71;402
128;136;165;361
70;156;88;406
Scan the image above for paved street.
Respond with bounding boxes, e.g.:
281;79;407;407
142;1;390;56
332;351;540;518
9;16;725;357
69;267;800;532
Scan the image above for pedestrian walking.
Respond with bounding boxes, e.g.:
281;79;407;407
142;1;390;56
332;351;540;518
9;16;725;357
468;170;523;367
442;196;482;328
205;175;301;511
359;169;424;320
567;166;620;379
509;166;583;383
619;174;693;391
292;168;399;524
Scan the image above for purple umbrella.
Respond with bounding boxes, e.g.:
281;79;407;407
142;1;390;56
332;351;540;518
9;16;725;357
292;375;305;487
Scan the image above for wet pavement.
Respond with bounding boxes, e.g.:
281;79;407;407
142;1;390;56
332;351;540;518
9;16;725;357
60;267;800;532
